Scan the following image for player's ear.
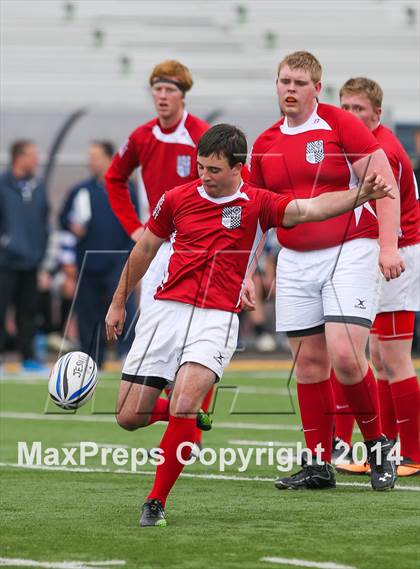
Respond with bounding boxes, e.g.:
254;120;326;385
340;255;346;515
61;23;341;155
315;81;322;96
375;106;382;121
232;162;243;176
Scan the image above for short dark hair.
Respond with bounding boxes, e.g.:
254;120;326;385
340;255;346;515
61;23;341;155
90;140;115;159
197;124;247;168
10;139;34;163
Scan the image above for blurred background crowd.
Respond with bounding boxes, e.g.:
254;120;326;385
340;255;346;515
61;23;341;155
1;0;419;372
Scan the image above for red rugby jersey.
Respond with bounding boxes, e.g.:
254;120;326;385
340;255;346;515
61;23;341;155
105;111;209;235
249;103;381;251
147;180;292;312
373;124;420;248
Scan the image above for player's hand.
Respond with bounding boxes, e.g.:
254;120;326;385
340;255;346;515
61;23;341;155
37;270;52;291
241;278;256;311
359;172;394;202
379;246;405;281
130;226;145;242
69;223;87;238
105;302;126;341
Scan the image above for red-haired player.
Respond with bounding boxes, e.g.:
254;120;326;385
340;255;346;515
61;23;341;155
105;60;212;449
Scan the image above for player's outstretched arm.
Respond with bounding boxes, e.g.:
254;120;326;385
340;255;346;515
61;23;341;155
105;229;165;340
282;173;393;227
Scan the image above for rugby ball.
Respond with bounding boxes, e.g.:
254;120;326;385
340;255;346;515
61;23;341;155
48;351;98;409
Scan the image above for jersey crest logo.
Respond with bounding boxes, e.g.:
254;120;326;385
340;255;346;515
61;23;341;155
306;140;324;164
176;155;191;177
222;206;242;229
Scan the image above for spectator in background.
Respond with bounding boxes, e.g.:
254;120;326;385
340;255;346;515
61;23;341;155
60;141;138;368
0;140;49;372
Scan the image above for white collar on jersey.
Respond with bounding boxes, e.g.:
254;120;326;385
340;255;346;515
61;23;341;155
280;103;332;135
197;180;249;204
152;110;196;148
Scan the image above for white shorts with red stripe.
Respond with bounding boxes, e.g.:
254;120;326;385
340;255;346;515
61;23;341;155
376;242;420;313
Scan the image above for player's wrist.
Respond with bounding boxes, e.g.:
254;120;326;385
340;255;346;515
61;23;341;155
379;244;399;253
130;226;144;241
111;294;126;308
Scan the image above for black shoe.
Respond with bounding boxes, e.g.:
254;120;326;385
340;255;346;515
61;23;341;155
275;463;336;490
332;437;353;465
140;499;167;527
366;436;397;491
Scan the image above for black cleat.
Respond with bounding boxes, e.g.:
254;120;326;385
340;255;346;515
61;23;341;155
366;436;397;491
332;437;353;465
140;499;167;527
275;463;336;490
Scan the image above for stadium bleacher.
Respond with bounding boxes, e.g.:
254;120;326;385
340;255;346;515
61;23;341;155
1;0;419;119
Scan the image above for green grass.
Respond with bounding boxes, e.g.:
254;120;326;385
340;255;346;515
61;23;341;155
1;370;419;569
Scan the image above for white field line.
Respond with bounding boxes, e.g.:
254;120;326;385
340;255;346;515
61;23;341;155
0;412;116;423
0;462;419;491
216;422;301;431
0;379;117;389
0;559;125;569
232;387;291;395
0;412;302;431
261;557;357;569
0;377;293;395
228;439;299;447
0;378;48;385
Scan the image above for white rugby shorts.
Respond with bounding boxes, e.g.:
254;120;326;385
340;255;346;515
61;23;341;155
275;238;380;333
140;241;171;311
376;242;420;313
123;300;239;382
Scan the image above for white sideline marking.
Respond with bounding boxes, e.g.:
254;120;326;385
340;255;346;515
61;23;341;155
228;439;299;447
0;377;292;393
235;387;290;395
0;462;419;491
0;558;125;568
216;422;301;431
0;412;302;431
0;412;116;423
261;557;357;569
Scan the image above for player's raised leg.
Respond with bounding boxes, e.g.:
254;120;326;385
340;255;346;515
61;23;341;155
115;377;169;431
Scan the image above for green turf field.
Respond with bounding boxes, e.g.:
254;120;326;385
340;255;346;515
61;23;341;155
1;369;419;569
